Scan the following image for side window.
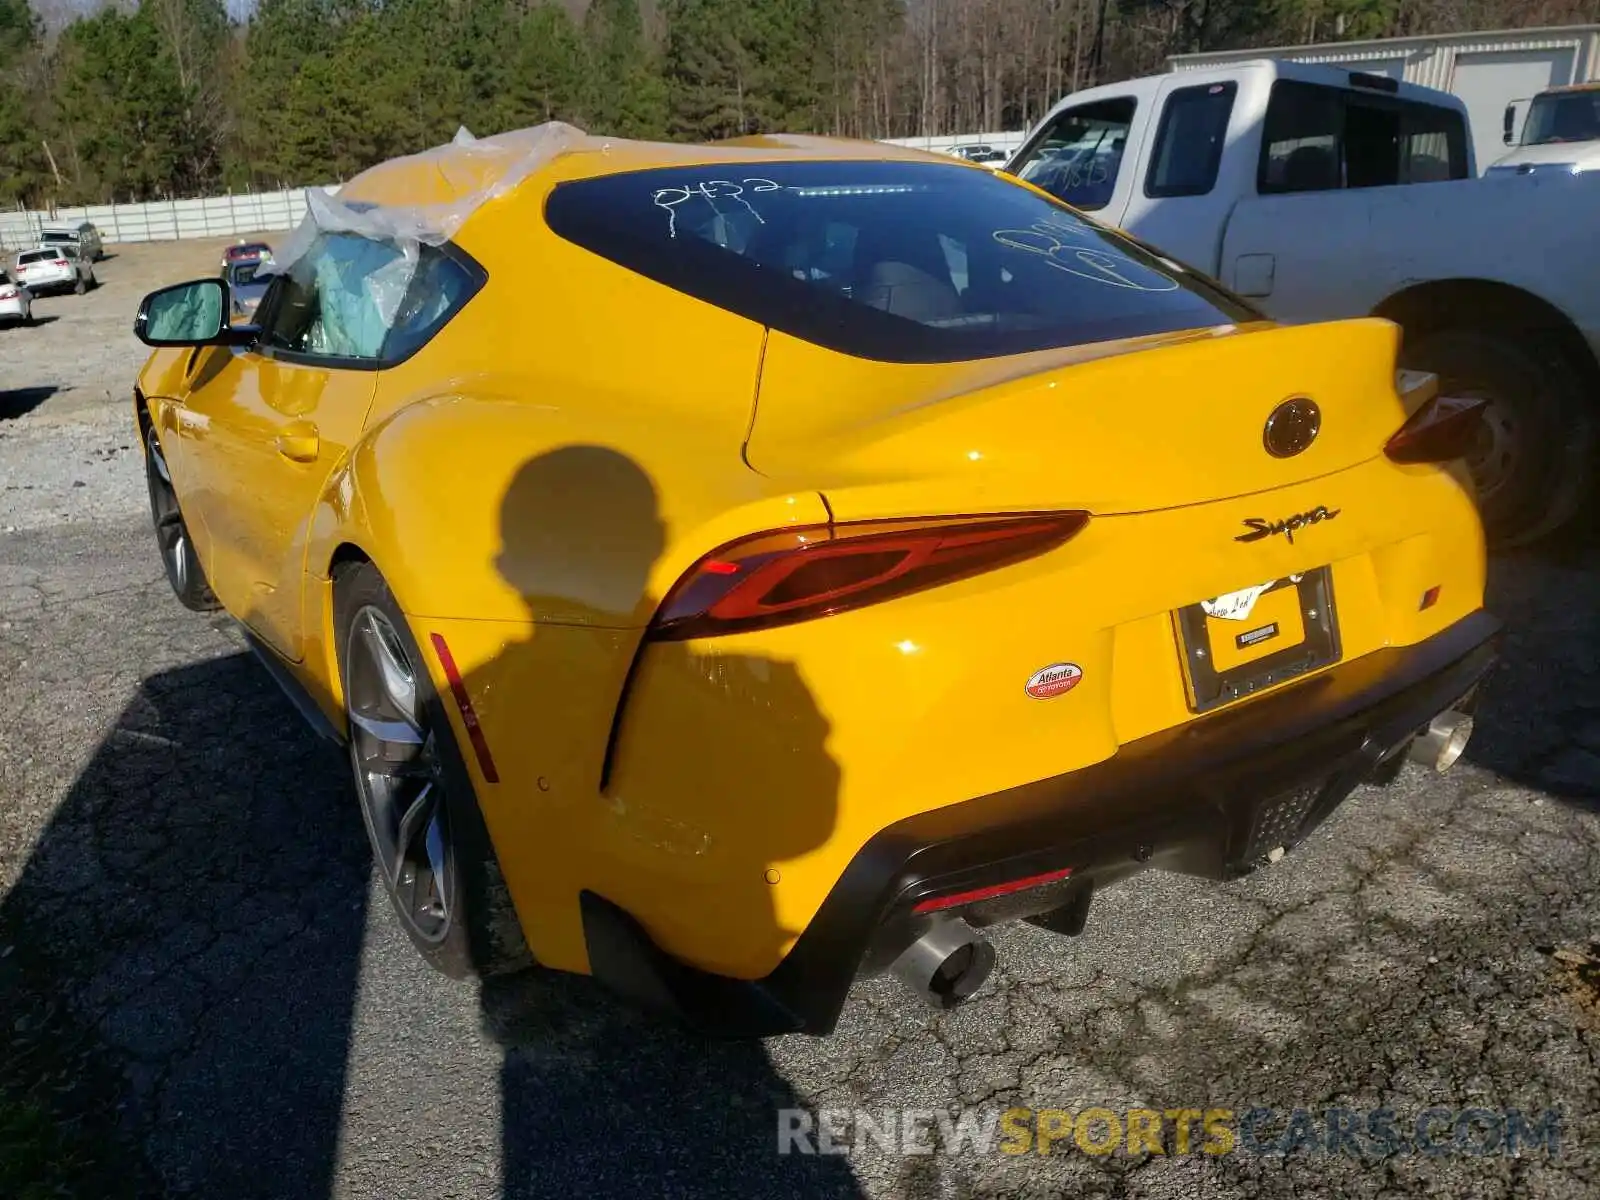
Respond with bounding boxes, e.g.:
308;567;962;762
381;250;480;362
259;233;402;361
1010;97;1137;211
1397;102;1469;183
1261;80;1469;193
1344;98;1402;187
258;233;480;364
1146;81;1238;198
1260;81;1343;193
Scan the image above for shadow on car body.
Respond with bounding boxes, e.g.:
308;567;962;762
0;447;864;1198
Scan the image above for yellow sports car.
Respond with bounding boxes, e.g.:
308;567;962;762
132;126;1499;1036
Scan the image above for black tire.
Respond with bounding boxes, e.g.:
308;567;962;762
1401;328;1597;547
334;561;533;980
143;424;219;611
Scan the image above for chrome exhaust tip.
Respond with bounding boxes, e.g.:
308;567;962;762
890;918;996;1011
1406;709;1474;773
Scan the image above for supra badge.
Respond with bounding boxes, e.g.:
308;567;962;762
1235;505;1340;545
1025;662;1083;699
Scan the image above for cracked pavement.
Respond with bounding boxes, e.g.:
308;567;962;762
2;301;1599;1196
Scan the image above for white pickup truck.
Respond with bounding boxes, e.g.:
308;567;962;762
1494;81;1600;176
1006;59;1599;545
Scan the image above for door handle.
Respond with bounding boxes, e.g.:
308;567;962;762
274;420;320;462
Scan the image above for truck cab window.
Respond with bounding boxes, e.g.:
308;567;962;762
1261;80;1469;194
1146;82;1237;197
1260;82;1342;192
1009;97;1137;211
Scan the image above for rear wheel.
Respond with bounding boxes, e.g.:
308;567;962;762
143;424;218;611
1401;328;1596;547
73;275;85;295
335;562;532;980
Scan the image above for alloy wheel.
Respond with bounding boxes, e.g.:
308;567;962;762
344;606;454;944
145;426;190;595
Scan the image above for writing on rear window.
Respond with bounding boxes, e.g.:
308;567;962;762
547;160;1254;364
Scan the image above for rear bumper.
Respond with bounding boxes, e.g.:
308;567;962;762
580;610;1500;1038
17;271;72;290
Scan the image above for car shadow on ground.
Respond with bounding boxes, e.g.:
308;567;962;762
1467;510;1600;809
0;384;62;420
0;652;369;1198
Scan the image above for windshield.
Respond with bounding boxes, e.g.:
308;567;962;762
1522;91;1600;145
41;231;76;245
546;159;1253;364
229;261;264;288
1008;98;1137;211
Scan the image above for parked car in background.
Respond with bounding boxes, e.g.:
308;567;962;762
951;143;1009;165
12;244;97;295
40;220;103;262
220;240;274;272
226;256;270;321
1493;81;1600;176
0;279;31;325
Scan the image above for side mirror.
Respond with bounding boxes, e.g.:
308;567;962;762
1502;99;1530;145
134;277;238;347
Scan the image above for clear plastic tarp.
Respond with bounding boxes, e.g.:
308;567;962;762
258;122;595;350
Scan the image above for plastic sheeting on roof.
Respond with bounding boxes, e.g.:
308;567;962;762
258;123;595;344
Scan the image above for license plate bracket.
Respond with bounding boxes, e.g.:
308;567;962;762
1175;567;1340;713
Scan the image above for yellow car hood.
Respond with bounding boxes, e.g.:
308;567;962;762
745;317;1411;519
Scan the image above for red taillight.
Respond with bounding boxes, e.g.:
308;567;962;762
53;259;68;268
912;866;1075;914
648;511;1089;641
1385;394;1488;464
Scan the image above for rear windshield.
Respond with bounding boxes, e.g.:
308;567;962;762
229;261;263;287
18;250;56;264
41;231;78;244
545;160;1254;363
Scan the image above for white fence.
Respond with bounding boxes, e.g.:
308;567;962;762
0;186;338;252
883;130;1028;156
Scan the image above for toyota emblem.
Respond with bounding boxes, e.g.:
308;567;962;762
1263;397;1321;458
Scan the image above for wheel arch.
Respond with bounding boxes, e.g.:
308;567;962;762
1372;277;1600;395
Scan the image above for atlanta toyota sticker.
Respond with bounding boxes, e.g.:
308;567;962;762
1025;662;1083;700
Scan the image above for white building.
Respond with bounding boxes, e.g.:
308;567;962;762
1170;24;1600;174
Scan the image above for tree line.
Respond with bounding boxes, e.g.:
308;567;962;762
1;0;1597;207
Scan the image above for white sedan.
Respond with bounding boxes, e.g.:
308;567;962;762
11;245;96;295
0;279;31;324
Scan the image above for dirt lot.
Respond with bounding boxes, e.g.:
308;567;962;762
1;236;279;534
1;240;1598;1199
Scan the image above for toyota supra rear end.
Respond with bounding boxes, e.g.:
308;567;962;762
132;128;1498;1036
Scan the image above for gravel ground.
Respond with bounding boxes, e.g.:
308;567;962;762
0;241;1597;1198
